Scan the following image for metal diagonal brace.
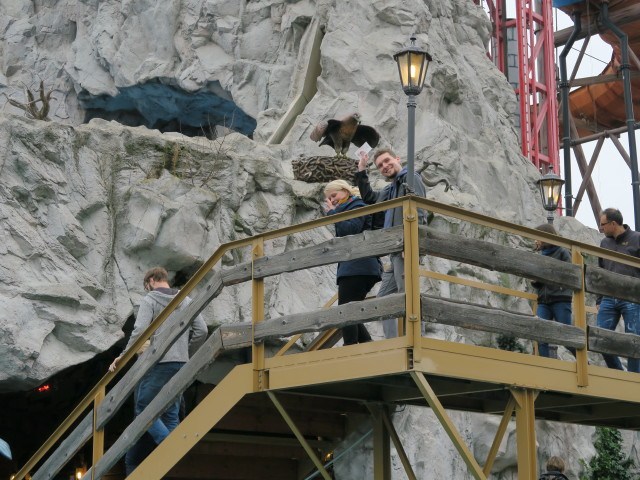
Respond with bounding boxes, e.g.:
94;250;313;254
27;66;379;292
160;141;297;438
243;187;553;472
410;372;487;480
267;391;332;480
483;397;516;476
367;403;417;480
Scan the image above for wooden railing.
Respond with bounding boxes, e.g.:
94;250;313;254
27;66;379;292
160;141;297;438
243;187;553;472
16;195;640;480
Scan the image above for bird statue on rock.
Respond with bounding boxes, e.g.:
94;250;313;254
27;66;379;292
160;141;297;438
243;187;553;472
310;113;380;157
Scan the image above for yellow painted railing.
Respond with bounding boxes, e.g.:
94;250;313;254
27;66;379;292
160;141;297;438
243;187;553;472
15;195;638;480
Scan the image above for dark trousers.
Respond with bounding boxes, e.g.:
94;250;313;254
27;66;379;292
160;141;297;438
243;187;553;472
338;275;378;345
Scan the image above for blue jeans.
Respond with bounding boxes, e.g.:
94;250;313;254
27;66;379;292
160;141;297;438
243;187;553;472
537;302;575;358
125;361;184;475
597;297;640;373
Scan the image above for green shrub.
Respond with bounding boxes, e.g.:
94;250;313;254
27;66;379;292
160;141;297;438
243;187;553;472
580;427;635;480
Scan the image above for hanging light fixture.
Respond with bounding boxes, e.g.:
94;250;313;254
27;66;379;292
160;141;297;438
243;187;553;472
537;166;565;223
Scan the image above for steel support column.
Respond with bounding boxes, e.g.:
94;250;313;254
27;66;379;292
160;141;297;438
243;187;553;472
368;404;417;480
91;387;105;480
252;238;266;392
572;246;589;386
511;388;539;480
403;198;422;360
373;406;391;480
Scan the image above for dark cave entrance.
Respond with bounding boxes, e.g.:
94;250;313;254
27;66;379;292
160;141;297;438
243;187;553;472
79;80;256;139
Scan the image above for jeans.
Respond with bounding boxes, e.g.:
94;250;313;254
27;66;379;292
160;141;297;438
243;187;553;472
597;297;640;373
377;253;405;338
536;302;575;358
125;361;184;475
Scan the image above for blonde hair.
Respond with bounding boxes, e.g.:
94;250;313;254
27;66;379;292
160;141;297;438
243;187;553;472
324;179;360;197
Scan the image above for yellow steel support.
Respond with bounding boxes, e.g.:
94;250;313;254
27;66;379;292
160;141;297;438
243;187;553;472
91;386;105;480
482;397;516;476
275;292;339;357
420;269;538;301
403;198;422;360
252;238;267;392
368;404;417;480
511;388;539;480
128;364;252;480
372;405;391;480
267;391;332;480
572;246;589;387
411;372;486;480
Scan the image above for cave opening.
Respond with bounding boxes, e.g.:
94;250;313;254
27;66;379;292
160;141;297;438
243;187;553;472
79;80;256;139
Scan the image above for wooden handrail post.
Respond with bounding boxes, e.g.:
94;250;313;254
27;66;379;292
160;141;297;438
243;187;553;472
252;237;267;392
572;246;589;387
403;197;422;359
92;386;105;479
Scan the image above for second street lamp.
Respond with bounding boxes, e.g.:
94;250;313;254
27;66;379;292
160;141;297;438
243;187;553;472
393;36;432;192
537;166;565;224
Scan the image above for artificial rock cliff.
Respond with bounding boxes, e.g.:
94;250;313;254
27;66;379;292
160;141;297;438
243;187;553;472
1;0;637;478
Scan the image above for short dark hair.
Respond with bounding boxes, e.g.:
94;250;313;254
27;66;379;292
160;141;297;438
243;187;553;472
144;267;169;285
373;148;398;165
602;208;623;225
535;223;558;249
546;456;565;472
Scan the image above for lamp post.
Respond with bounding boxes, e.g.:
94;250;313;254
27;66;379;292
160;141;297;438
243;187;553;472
536;166;565;224
393;36;432;192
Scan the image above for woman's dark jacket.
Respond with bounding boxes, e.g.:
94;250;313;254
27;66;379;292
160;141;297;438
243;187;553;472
531;245;573;304
326;197;383;282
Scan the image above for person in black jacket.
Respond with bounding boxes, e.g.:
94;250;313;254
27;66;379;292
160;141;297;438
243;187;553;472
596;208;640;372
324;180;382;345
531;224;575;358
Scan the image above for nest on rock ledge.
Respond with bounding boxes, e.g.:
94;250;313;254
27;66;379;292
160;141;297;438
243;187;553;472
292;155;358;183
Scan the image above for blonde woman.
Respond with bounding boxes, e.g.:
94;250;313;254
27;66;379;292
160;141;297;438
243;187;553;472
324;180;382;344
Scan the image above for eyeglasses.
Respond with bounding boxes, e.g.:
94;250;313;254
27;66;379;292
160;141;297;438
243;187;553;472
600;221;611;227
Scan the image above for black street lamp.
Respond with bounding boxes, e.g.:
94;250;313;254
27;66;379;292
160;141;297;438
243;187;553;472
393;36;432;192
537;166;565;224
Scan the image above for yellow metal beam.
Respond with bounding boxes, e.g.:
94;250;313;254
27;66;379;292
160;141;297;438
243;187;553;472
372;405;391;480
266;337;410;389
482;397;516;476
275;292;339;357
368;404;417;480
420;269;538;301
91;387;105;480
252;238;266;392
267;391;332;480
128;364;252;480
416;337;640;403
411;372;486;480
511;389;539;480
572;246;589;387
404;199;422;360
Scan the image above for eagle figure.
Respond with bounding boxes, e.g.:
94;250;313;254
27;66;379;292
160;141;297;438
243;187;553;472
310;113;380;157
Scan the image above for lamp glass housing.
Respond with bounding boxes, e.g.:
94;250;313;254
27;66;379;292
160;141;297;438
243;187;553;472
394;39;432;96
537;169;565;212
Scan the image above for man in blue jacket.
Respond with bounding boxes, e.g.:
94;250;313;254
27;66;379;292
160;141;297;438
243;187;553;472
355;148;427;338
597;208;640;372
